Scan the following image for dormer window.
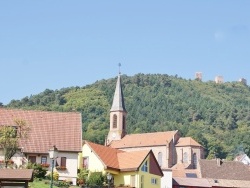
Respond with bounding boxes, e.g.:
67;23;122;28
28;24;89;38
141;161;148;172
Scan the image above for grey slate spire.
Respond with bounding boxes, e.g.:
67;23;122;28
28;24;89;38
110;74;126;112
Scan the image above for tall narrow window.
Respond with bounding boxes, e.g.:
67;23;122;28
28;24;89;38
193;153;197;169
83;157;89;169
122;116;126;130
183;152;188;163
113;114;117;128
141;175;144;188
130;175;135;187
158;152;162;167
61;157;66;167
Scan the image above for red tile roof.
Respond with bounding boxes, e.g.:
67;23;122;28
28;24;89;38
118;150;149;171
85;141;123;169
175;137;202;147
172;168;199;178
110;131;178;148
0;108;82;153
173;177;211;187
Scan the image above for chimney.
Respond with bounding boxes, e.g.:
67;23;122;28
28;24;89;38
216;158;222;166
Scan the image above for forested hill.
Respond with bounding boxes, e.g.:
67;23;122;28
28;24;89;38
5;73;250;160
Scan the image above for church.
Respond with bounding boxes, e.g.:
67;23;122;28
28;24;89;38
106;73;205;187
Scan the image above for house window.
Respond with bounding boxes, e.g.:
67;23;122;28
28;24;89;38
193;153;197;169
41;156;47;164
183;152;188;163
61;157;66;167
29;156;36;163
113;114;117;128
158;152;162;167
141;175;144;188
141;161;148;172
151;178;157;184
83;157;89;169
130;175;135;187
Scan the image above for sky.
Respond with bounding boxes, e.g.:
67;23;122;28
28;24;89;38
0;1;250;105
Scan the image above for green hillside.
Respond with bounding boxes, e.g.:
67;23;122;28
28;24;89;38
6;73;250;160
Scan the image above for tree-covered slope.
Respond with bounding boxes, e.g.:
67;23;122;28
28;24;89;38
6;73;250;159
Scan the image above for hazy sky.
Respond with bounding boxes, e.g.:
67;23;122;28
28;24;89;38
1;1;250;104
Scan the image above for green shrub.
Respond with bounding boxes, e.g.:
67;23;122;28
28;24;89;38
46;171;59;181
86;172;105;186
26;163;47;179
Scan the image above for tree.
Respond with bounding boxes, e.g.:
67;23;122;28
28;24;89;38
0;119;30;168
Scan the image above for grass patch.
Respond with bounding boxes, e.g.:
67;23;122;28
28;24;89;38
29;179;80;188
29;179;53;188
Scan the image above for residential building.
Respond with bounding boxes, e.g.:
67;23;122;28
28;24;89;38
199;159;250;181
234;153;250;165
82;140;163;188
0;108;82;185
172;159;250;188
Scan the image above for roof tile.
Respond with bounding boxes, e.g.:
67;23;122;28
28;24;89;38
110;131;178;148
175;137;202;147
0;108;82;153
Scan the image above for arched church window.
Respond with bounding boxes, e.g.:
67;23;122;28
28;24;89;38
122;116;126;130
193;153;197;169
158;152;162;167
183;152;188;163
113;114;117;128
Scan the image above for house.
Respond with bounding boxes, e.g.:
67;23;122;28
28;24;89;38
172;159;250;188
199;159;250;181
234;153;250;165
0;108;82;185
106;74;205;188
82;140;163;188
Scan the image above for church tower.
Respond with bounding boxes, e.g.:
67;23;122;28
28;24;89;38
107;73;127;145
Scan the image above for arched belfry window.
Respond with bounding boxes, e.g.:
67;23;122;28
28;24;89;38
158;152;162;167
122;116;126;130
113;114;117;128
183;152;188;163
193;153;197;169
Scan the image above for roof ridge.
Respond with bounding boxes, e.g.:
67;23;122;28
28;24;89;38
1;108;80;114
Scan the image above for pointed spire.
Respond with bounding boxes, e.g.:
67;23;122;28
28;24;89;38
110;74;126;112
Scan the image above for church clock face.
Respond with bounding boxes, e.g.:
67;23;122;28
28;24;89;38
112;133;116;138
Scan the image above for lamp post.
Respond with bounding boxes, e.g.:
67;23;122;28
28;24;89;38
107;172;112;188
49;145;58;188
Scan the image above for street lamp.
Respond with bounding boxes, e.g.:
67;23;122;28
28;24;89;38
107;172;112;188
49;145;58;188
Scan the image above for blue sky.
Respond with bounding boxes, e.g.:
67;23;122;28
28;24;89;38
0;1;250;104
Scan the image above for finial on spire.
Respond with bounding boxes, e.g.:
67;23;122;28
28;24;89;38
118;63;121;75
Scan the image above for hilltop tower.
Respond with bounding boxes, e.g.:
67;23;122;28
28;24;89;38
215;76;224;84
195;72;202;81
107;74;127;145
